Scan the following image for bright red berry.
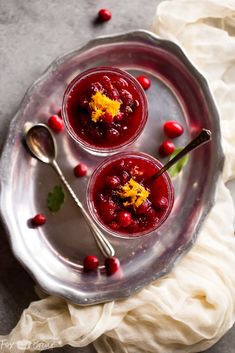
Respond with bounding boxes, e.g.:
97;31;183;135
136;75;151;90
159;140;175;157
105;256;120;275
32;213;46;226
83;255;99;271
74;163;88;177
164;121;184;138
48;115;64;133
98;8;112;22
117;211;132;227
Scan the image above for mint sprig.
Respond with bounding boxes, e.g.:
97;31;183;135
168;147;189;178
47;185;65;213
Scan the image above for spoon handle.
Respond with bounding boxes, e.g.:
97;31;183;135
152;128;212;179
51;160;115;258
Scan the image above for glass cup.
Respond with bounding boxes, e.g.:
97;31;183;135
62;67;148;156
87;151;174;239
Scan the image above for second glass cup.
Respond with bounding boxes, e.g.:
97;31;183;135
62;67;148;156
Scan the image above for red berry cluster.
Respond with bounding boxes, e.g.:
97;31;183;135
159;121;184;157
83;255;120;275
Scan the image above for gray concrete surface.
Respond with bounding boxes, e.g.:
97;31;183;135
0;1;234;352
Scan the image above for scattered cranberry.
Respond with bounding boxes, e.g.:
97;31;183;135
154;196;168;210
32;213;46;226
159;140;175;157
48;115;64;133
137;75;151;90
164;121;184;138
106;176;120;189
98;8;112;22
117;211;132;227
74;163;88;177
83;255;99;271
105;256;120;275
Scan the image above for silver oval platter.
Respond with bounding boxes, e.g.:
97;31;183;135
0;30;224;305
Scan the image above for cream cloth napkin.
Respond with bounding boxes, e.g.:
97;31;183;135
1;0;235;352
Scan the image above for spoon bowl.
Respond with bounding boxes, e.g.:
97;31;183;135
24;123;115;258
25;123;57;164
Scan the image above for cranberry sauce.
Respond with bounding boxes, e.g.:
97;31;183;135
89;153;174;237
63;67;147;151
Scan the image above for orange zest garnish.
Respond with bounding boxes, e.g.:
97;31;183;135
118;178;150;208
89;91;121;123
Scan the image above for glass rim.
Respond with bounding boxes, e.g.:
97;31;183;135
61;66;148;155
87;151;174;239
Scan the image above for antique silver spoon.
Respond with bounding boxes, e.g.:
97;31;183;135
152;128;212;179
25;123;115;258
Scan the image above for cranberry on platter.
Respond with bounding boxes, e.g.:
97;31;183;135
48;114;64;133
136;75;151;90
87;152;174;238
164;121;184;138
98;9;112;22
159;140;175;157
62;67;148;155
83;255;99;272
32;213;46;226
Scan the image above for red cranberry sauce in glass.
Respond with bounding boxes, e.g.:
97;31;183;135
62;67;148;154
88;152;174;238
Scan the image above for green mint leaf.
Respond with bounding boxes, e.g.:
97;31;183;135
47;185;65;213
168;147;189;178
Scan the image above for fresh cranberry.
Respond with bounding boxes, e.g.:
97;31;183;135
137;75;151;90
98;8;112;22
101;200;117;223
106;176;120;189
83;255;99;271
164;121;184;138
117;211;132;227
48;115;64;133
32;213;46;226
154;196;168;210
74;163;88;177
159;140;175;157
105;257;120;275
106;128;120;140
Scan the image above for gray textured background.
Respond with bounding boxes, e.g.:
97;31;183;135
0;1;235;352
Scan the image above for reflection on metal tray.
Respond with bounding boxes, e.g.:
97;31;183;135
0;30;224;305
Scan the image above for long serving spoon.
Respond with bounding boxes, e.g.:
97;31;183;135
152;128;212;180
25;123;115;258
